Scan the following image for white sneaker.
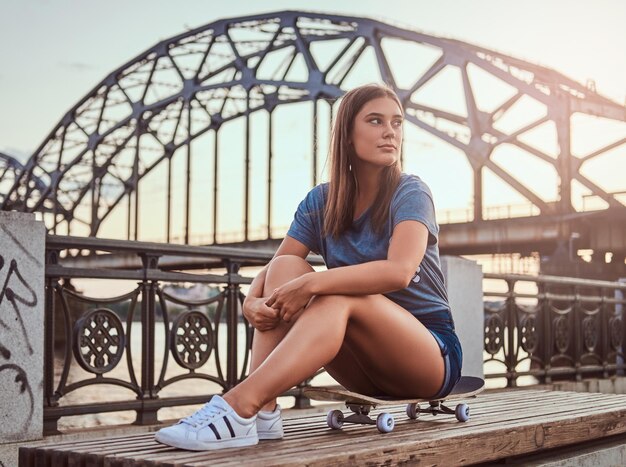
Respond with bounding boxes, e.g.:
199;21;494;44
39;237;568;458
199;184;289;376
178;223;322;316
154;395;258;451
257;404;283;440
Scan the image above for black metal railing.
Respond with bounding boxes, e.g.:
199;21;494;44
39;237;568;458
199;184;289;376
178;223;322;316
43;234;626;432
43;234;323;434
483;273;626;387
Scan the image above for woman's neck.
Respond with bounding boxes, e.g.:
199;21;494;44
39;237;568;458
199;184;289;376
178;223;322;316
354;167;383;209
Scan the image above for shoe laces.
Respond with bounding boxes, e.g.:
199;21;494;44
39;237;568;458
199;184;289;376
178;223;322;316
181;402;225;428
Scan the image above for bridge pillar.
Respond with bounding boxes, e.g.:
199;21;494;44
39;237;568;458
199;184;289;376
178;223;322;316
441;256;484;379
0;212;45;459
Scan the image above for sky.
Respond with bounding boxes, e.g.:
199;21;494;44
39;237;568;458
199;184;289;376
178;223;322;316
1;0;625;239
2;0;624;159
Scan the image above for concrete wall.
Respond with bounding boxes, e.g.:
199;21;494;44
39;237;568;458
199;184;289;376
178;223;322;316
0;212;45;448
441;255;484;379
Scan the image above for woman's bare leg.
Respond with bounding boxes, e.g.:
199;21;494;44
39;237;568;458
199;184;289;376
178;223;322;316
224;259;444;418
249;255;312;411
250;255;385;411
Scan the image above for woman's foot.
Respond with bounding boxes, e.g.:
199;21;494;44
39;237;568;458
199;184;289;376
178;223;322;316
154;395;258;451
257;404;283;440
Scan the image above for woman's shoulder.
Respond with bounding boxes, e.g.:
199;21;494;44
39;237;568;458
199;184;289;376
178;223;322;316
396;173;433;198
307;182;329;200
300;183;328;209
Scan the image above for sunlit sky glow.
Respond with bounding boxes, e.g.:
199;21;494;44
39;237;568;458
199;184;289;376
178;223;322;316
1;0;625;240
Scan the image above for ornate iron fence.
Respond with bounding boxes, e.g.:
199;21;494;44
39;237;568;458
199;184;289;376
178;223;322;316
43;234;323;434
43;234;626;432
483;273;626;387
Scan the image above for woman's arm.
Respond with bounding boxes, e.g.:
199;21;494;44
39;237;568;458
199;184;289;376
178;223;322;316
266;220;429;321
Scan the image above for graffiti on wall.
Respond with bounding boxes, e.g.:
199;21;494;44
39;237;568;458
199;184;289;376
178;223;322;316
0;222;38;439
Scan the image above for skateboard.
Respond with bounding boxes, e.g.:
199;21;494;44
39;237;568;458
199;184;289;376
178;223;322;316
303;376;485;433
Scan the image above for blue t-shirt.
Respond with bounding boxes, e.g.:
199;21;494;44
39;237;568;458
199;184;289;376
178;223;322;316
286;173;452;318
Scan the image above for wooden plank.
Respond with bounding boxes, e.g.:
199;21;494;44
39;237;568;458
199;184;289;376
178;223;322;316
40;432;154;450
263;389;573;439
222;406;626;467
263;390;615;441
24;390;588;466
63;392;604;467
21;390;626;467
43;435;161;467
178;392;626;466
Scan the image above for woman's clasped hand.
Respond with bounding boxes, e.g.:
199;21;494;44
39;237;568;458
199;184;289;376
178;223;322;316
265;274;314;323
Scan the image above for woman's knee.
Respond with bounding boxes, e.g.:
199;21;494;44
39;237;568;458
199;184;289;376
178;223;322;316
264;255;314;295
267;255;312;274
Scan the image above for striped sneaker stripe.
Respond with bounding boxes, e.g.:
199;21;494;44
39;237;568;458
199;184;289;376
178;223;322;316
208;423;221;440
223;416;236;438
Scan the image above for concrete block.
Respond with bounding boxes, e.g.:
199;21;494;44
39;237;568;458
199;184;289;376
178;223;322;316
553;381;573;392
586;379;599;393
598;378;614;394
440;256;484;379
0;211;46;444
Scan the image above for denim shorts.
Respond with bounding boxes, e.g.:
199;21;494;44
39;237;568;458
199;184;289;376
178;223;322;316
416;309;463;399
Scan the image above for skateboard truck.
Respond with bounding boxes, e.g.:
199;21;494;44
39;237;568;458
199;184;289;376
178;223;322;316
407;401;470;420
328;403;395;433
327;401;470;433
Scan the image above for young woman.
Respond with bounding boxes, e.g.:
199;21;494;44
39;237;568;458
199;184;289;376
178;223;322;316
155;83;462;451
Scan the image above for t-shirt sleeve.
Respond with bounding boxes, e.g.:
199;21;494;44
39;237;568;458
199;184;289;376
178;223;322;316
286;187;322;253
391;179;439;245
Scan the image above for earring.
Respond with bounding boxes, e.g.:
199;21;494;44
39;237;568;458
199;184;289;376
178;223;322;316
349;164;352;172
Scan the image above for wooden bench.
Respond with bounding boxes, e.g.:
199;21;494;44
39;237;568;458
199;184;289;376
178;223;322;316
19;389;626;466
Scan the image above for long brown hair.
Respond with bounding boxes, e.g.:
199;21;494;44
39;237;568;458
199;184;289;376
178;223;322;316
323;84;403;238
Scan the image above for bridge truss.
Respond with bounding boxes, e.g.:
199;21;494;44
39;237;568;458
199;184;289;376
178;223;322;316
2;11;625;252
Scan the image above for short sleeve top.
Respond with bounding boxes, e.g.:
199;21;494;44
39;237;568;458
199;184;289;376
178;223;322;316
286;173;451;317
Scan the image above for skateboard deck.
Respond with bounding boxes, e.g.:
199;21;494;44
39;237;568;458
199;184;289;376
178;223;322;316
303;376;485;433
304;375;484;405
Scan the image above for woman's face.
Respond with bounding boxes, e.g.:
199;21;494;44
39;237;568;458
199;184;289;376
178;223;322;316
351;96;403;169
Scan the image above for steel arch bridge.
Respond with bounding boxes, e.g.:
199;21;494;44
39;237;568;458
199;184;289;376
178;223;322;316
0;152;47;207
3;10;626;254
